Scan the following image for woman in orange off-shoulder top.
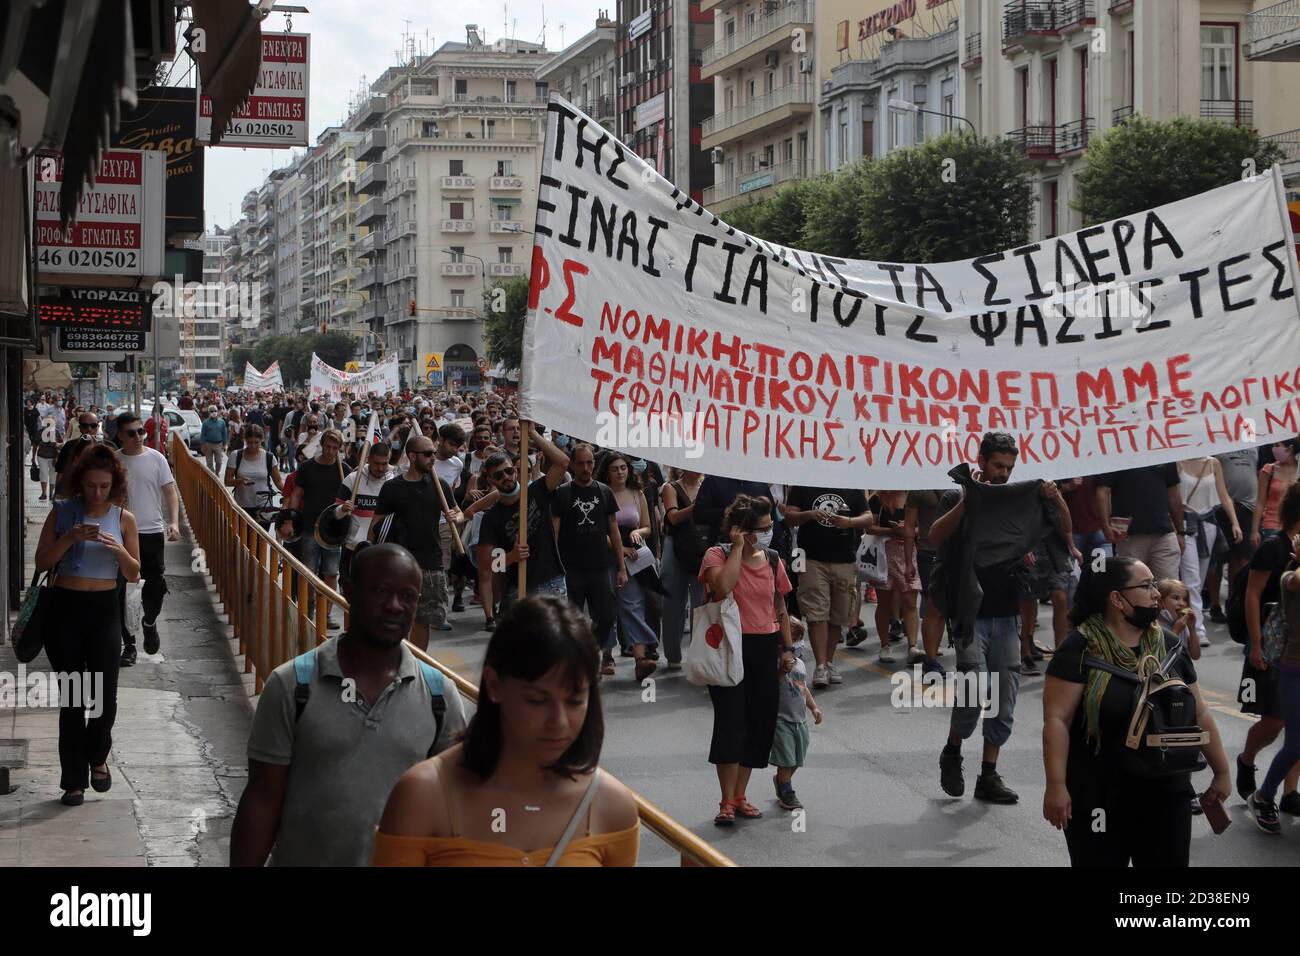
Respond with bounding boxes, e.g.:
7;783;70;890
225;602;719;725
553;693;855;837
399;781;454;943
373;594;640;866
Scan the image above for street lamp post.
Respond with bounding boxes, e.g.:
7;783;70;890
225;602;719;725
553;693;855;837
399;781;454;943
887;97;977;136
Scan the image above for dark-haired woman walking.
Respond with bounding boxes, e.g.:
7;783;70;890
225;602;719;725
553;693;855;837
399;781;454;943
1042;555;1230;866
373;594;639;866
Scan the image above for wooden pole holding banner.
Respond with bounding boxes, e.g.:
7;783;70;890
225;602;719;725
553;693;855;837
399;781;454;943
517;424;529;595
430;465;466;555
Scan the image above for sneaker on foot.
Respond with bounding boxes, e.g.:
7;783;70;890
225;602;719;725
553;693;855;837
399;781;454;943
907;646;926;665
878;644;897;663
1198;634;1210;648
845;625;869;647
1279;791;1300;815
1248;792;1282;834
1021;655;1041;676
889;620;904;643
974;770;1019;804
775;784;803;811
1208;605;1227;624
812;665;829;689
142;619;160;654
452;600;465;613
437;622;453;631
120;644;137;667
921;657;946;677
939;750;964;797
1191;796;1204;816
826;663;843;684
1237;755;1257;802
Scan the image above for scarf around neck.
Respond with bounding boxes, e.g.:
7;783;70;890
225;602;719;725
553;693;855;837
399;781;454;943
1077;613;1166;753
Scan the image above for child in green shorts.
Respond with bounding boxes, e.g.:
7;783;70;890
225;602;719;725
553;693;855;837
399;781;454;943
771;627;822;811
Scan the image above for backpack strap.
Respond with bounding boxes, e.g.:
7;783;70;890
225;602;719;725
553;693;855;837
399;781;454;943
1081;654;1142;682
765;547;785;625
418;660;447;757
292;649;316;721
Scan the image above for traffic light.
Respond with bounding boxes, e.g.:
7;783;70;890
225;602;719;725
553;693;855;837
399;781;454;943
408;299;417;317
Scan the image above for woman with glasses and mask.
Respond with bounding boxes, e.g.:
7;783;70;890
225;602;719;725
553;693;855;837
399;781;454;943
699;494;794;825
1042;556;1231;866
224;425;284;524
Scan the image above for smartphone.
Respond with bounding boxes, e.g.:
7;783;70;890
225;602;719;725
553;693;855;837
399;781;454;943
1200;791;1231;834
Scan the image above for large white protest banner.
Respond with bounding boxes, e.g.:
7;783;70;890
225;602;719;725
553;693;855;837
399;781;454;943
309;353;400;401
243;361;283;390
519;97;1300;488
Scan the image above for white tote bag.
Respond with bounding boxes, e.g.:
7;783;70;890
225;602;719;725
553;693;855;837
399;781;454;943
685;592;744;687
856;534;889;586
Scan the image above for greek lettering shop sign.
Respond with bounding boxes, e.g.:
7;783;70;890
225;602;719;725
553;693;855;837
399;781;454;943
520;96;1300;489
33;150;166;278
114;86;204;237
197;33;310;148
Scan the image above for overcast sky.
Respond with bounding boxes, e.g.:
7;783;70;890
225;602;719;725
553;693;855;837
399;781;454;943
201;0;606;231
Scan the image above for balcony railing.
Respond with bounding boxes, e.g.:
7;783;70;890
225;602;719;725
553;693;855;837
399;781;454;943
1262;128;1300;166
441;261;479;276
1057;117;1093;153
1201;99;1254;126
701;0;813;69
398;220;419;238
1002;0;1096;47
962;32;983;66
387;177;417;198
1112;104;1136;125
1006;124;1059;158
357;162;388;195
703;158;809;207
701;81;814;138
441;175;476;190
441;219;476;233
1246;0;1300;60
584;94;615;122
356;196;384;227
488;262;526;277
359;127;387;162
489;175;524;190
489;220;524;234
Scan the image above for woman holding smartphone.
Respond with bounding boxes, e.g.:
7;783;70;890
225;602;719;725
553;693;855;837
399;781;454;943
34;443;141;807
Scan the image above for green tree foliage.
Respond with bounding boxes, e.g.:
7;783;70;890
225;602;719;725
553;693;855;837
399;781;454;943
1074;116;1287;225
854;134;1033;262
801;162;872;256
483;276;530;373
724;176;825;249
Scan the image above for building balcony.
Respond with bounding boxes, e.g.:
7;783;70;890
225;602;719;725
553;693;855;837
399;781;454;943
441;219;476;233
1006;124;1060;160
355;231;379;257
441;175;476;190
1246;0;1300;60
357;162;388;195
387;177;417;199
489;175;524;190
962;32;982;67
331;267;358;287
582;95;615;124
1002;0;1096;51
1262;128;1300;181
1057;117;1093;155
398;220;419;238
358;266;384;288
356;196;385;227
1112;104;1136;126
357;95;385;127
489;220;524;234
1201;99;1254;127
441;261;479;276
329;201;353;223
704;158;809;209
439;308;479;320
388;264;418;282
359;127;387;162
701;0;813;78
488;262;526;277
1108;0;1133;12
700;81;815;150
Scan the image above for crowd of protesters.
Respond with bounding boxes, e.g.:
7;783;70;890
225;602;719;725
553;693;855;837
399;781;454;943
23;382;1300;867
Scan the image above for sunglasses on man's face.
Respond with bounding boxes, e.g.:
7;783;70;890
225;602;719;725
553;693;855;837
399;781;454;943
122;428;146;438
79;421;98;429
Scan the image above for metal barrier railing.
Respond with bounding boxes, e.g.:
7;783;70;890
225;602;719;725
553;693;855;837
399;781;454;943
170;435;735;867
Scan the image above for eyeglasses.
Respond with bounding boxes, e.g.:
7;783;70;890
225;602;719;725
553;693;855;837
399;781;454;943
122;428;146;437
79;421;98;429
1119;580;1160;594
410;450;435;458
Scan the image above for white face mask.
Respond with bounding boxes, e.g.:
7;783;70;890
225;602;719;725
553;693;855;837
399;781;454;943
754;529;774;549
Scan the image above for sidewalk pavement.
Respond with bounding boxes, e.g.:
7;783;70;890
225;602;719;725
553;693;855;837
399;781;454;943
0;460;254;866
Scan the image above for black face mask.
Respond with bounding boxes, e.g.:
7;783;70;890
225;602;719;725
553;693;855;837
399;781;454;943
1120;595;1161;630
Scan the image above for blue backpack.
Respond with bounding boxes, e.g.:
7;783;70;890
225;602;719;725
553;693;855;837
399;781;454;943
292;647;447;756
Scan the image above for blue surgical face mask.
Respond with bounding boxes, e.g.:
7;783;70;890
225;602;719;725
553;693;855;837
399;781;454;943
504;481;522;497
754;529;774;549
632;459;647;475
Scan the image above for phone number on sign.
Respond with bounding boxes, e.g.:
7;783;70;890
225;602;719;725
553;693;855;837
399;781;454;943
226;122;299;138
37;249;139;270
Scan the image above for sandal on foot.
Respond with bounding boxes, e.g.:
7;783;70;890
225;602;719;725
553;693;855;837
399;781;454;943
714;800;736;826
733;795;762;819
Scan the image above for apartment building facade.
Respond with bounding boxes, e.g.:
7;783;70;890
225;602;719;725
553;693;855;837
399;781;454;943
538;18;619;130
616;0;715;200
375;29;550;388
699;0;815;211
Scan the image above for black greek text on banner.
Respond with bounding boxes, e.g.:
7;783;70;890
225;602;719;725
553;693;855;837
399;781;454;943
519;96;1300;489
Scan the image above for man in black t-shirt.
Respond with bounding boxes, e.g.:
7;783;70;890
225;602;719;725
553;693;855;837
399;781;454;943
370;433;459;650
288;429;352;597
552;443;624;660
475;423;570;615
929;432;1063;807
1096;464;1184;581
784;486;869;688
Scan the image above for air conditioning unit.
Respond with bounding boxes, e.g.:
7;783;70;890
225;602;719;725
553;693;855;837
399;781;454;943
710;147;724;164
765;51;779;68
799;55;813;73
